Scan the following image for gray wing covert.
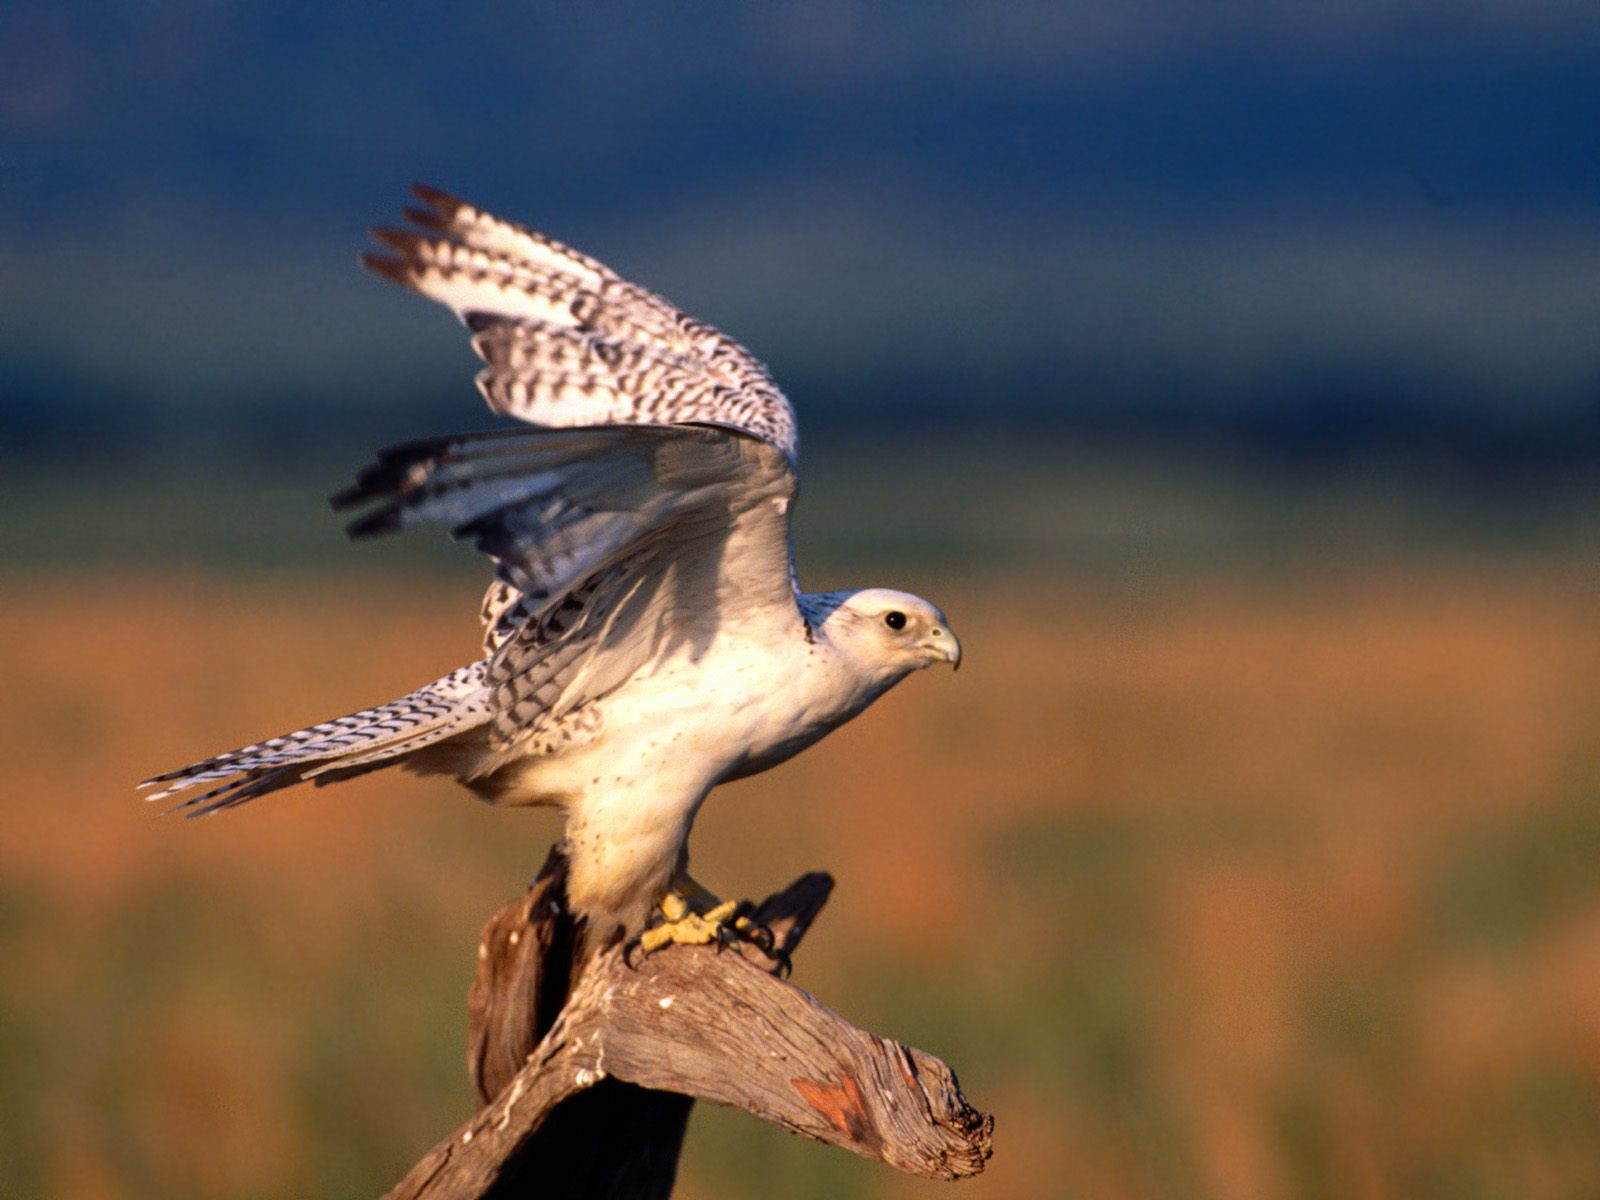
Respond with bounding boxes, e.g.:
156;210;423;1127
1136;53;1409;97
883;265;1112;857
335;425;798;749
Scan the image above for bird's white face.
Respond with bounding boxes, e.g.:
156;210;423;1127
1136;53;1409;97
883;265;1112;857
818;588;962;676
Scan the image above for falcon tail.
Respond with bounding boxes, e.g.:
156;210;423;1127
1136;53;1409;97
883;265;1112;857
140;663;492;816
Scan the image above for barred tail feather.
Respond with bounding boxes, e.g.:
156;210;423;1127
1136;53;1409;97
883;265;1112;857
140;663;492;817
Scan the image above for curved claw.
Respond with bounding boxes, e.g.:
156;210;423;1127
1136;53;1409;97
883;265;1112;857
621;931;646;969
734;915;777;955
720;910;792;975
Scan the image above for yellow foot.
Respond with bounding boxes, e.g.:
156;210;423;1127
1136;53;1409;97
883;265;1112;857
634;877;779;962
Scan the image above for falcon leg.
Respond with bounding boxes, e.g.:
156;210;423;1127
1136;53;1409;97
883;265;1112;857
635;874;780;962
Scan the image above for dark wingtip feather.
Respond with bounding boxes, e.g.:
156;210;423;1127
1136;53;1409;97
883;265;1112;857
333;466;417;534
452;514;495;542
405;205;445;231
352;458;414;495
360;250;409;285
370;225;426;255
332;435;458;515
376;433;456;463
328;482;365;510
410;182;460;211
346;505;405;539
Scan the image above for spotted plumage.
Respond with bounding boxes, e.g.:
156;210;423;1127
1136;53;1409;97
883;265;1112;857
143;186;960;951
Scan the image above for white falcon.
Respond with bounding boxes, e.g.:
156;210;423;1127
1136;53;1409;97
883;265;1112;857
143;186;962;957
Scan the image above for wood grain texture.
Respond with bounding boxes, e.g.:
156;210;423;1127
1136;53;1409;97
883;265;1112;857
386;855;992;1199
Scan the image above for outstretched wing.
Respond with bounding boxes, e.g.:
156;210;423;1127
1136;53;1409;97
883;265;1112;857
362;184;798;461
360;185;803;664
335;424;798;748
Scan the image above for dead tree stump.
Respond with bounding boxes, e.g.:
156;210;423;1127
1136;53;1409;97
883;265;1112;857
385;847;993;1199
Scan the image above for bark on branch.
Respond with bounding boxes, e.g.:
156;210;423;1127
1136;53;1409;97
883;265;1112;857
385;851;993;1198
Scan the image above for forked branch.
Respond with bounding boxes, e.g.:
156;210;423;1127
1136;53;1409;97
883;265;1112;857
385;861;992;1199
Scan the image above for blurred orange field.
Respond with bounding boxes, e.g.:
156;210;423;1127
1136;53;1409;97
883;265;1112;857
3;566;1599;1199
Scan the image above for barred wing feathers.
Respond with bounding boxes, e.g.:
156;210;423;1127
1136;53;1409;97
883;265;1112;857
362;185;798;460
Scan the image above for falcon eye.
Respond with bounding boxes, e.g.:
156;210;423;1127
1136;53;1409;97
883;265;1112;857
884;611;907;631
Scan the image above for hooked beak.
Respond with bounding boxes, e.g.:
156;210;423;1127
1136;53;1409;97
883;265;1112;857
924;627;963;671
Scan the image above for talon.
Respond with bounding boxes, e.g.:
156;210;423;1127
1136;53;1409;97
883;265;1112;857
622;933;646;968
735;917;776;956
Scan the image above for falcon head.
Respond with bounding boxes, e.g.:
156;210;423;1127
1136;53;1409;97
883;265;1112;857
814;588;962;674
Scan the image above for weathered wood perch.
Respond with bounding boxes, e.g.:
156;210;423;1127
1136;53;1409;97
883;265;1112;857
385;848;993;1198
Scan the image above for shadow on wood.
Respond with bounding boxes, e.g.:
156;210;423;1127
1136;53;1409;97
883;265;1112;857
386;847;993;1199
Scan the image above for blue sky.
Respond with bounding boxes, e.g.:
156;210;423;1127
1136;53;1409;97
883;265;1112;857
3;2;1599;453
